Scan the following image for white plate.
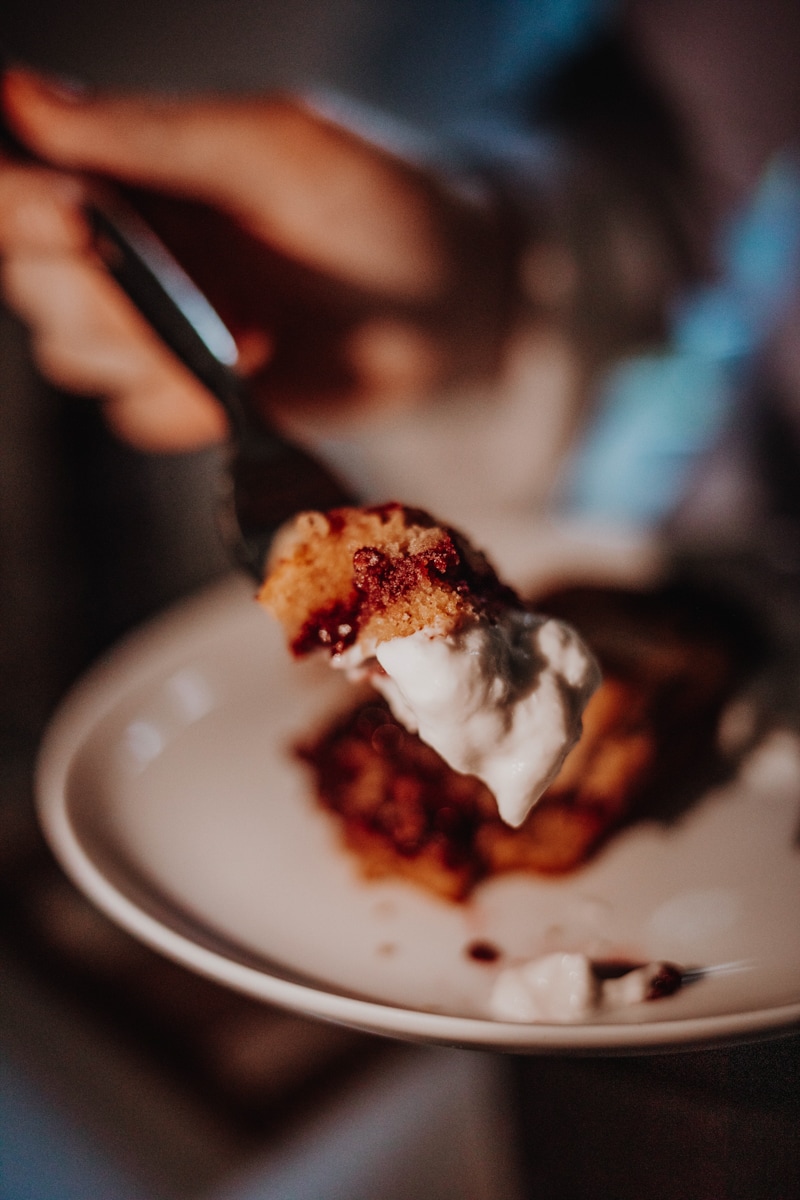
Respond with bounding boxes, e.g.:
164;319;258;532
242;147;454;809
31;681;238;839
35;537;800;1052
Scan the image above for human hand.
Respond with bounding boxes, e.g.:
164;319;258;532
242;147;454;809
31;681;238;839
0;70;511;451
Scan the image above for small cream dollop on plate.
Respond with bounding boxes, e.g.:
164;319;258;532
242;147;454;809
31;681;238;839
489;953;684;1023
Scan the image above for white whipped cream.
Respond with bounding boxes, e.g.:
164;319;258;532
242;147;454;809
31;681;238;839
489;953;683;1023
336;610;599;827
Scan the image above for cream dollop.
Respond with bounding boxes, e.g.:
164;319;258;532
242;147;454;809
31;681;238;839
489;953;684;1023
336;610;599;827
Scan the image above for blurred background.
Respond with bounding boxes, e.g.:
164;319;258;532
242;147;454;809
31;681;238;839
1;1;799;1197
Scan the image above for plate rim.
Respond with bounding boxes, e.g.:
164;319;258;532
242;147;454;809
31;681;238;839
35;576;800;1053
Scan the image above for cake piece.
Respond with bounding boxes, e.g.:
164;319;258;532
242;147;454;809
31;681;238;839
258;503;600;827
258;502;517;654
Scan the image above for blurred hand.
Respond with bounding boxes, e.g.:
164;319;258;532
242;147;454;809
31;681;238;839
0;70;511;450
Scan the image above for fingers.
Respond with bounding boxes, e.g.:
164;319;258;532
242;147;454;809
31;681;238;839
0;121;227;449
2;69;451;299
1;250;227;450
102;376;228;452
0;165;87;251
345;318;443;402
3;69;262;195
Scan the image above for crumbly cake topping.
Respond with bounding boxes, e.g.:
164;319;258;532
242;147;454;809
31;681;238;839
258;502;520;657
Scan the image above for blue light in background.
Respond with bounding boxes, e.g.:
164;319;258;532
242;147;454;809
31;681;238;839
0;1057;139;1200
560;154;800;524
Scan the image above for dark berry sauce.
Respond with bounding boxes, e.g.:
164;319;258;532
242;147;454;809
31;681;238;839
466;940;502;964
644;962;684;1000
296;699;496;897
593;959;685;1000
292;596;360;656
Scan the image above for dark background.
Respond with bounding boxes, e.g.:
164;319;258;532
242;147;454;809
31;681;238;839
1;3;799;1198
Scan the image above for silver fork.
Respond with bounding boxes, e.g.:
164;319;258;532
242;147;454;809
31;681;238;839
87;193;353;578
0;96;353;579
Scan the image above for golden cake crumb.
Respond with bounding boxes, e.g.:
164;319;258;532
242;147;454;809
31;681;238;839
258;502;519;655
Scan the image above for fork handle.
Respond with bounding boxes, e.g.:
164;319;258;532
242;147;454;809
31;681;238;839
86;193;250;430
